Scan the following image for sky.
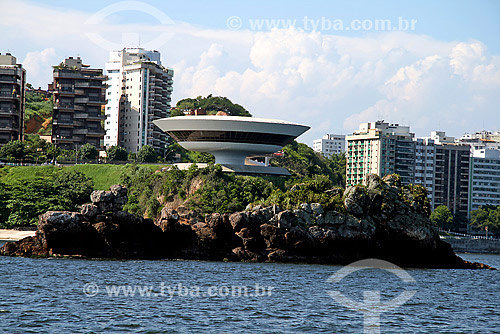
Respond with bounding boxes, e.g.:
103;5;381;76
1;0;499;145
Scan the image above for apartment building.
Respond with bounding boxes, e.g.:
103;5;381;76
313;134;345;157
0;53;25;146
458;130;500;154
346;121;415;186
104;48;174;155
416;131;470;216
468;148;500;212
414;137;436;206
51;57;106;150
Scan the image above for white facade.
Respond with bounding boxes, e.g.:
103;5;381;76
414;137;436;208
104;48;173;154
153;116;309;165
468;148;500;212
425;131;455;144
458;130;500;155
313;134;345;157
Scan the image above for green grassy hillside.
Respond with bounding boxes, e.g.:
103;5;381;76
0;164;168;190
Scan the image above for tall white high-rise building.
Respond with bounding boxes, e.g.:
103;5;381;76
104;48;173;155
313;134;345;157
414;137;436;207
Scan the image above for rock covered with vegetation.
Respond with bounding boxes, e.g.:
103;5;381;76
0;176;492;269
171;95;251;117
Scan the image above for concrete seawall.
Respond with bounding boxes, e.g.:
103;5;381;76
441;236;500;254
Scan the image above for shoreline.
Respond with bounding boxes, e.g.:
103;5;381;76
0;229;36;241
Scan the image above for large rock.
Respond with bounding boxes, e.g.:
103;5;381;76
90;190;114;203
0;180;493;269
80;204;99;219
90;186;128;213
344;186;369;217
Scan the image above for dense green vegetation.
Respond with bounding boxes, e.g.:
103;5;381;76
272;141;347;187
0;163;172;227
137;145;158;163
258;175;345;212
0;170;93;227
78;144;98;160
172;95;251;117
430;206;453;229
0;135;65;163
471;205;500;234
0;135;168;164
106;146;128;161
121;164;278;218
0;139;349;226
430;205;472;232
0;135;59;163
24;89;53;135
118;142;348;219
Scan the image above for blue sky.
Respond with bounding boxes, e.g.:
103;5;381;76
30;0;500;50
1;0;499;144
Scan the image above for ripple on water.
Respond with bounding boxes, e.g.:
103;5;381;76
0;255;499;333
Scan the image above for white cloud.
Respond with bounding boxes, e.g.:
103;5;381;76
1;1;499;144
22;48;58;88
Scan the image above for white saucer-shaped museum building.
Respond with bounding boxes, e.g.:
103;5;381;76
153;116;310;175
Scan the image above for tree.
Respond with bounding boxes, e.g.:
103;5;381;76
128;152;137;162
137;145;157;163
271;141;345;187
77;144;98;161
0;171;94;227
175;95;252;117
471;205;500;234
0;182;10;223
57;149;76;162
53;171;93;204
24;134;50;163
326;153;347;188
107;146;128;161
46;143;60;162
0;140;25;162
430;205;453;229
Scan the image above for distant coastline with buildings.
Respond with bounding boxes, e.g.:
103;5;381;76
313;122;500;226
0;48;499;232
1;48;174;159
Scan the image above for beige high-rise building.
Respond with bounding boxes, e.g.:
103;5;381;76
0;53;25;146
346;121;415;186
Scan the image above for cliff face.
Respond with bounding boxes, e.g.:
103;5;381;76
0;175;492;269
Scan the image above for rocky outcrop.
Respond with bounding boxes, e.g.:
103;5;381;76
1;185;165;259
0;176;493;269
